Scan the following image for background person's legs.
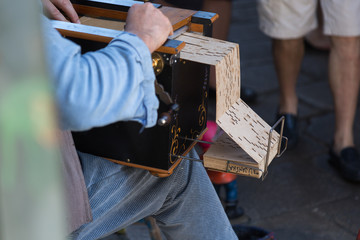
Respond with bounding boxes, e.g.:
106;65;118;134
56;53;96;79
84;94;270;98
272;38;304;148
273;38;304;115
320;0;360;182
257;0;317;149
328;36;360;153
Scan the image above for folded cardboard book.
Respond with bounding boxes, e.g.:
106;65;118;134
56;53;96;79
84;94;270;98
203;99;286;179
176;33;287;179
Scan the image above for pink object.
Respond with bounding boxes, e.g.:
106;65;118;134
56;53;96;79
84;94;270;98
199;121;237;184
199;120;218;152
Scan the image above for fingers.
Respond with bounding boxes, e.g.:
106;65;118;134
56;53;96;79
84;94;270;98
43;0;68;22
169;25;174;36
53;0;80;23
42;0;80;23
126;3;173;52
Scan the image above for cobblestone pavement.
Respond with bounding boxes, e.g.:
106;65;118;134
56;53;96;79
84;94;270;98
104;0;360;239
228;1;360;240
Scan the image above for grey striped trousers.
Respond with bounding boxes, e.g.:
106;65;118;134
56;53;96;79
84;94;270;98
71;149;237;240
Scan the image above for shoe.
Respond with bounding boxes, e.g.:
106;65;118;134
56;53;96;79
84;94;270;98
232;225;275;240
225;201;245;220
276;113;298;150
329;147;360;182
241;87;257;104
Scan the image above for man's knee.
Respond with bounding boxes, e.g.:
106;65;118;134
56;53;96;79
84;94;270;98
273;38;304;49
330;36;360;62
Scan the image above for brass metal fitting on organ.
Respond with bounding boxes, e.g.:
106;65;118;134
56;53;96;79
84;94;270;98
152;52;164;76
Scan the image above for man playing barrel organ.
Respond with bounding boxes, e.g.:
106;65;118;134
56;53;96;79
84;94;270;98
38;0;276;240
41;0;274;239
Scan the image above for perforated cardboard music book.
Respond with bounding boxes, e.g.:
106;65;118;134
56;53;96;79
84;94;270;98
203;98;282;179
175;32;241;121
175;33;284;179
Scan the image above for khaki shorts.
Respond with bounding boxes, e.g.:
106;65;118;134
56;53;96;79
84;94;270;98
257;0;360;39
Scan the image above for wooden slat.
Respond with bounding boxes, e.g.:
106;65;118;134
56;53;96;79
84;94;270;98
74;4;197;32
74;4;128;20
56;28;113;43
79;16;125;30
78;17;185;54
157;43;185;54
189;23;204;33
159;6;196;31
52;20;185;54
191;11;219;24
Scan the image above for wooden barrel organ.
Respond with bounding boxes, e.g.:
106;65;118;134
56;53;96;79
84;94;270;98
53;0;219;177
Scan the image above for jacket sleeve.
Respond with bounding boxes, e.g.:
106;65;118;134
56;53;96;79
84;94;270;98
42;17;159;131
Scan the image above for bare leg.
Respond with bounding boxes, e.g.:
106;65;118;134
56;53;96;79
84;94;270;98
272;38;304;115
202;0;231;40
328;36;360;154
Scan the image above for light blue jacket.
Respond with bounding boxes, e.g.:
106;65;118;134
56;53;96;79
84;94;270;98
42;17;159;233
43;17;159;131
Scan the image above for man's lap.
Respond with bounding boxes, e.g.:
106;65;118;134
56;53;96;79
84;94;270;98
71;149;237;240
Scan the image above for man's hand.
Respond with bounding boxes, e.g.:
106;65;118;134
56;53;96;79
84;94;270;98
125;3;173;53
42;0;80;23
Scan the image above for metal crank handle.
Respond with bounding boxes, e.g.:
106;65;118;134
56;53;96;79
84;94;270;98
157;103;180;126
